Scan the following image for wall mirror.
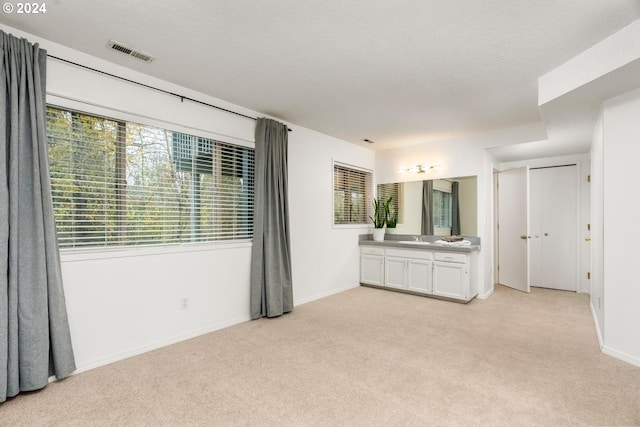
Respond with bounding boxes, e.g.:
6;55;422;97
377;176;477;236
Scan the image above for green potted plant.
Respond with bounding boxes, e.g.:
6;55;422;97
385;197;397;233
370;197;390;241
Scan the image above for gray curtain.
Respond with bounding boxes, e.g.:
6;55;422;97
451;181;461;235
250;118;293;319
421;180;434;235
0;31;76;403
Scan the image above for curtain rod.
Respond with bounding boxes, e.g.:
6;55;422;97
47;54;291;131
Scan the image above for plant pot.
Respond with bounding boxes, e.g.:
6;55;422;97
386;227;397;234
372;228;385;242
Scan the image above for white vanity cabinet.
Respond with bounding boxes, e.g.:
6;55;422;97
384;248;433;293
432;252;471;300
359;243;478;303
360;246;385;286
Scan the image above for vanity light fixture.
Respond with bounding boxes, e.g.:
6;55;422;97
398;163;442;173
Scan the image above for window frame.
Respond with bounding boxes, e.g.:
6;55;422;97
332;160;373;228
46;97;255;257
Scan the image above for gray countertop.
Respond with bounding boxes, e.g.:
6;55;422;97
359;234;481;253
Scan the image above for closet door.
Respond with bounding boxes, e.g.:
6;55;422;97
529;169;544;286
530;165;577;291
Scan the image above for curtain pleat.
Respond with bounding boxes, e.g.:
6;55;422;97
250;118;293;319
451;181;461;235
0;30;76;403
421;180;434;235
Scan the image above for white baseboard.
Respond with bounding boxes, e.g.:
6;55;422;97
73;314;251;375
602;346;640;368
477;286;494;300
590;302;604;350
69;284;360;376
590;302;640;368
294;283;360;306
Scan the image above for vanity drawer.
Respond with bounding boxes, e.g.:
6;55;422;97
385;248;433;260
360;246;384;256
434;252;467;263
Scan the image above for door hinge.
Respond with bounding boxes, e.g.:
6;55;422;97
587;272;591;280
587;175;591;182
587;223;591;231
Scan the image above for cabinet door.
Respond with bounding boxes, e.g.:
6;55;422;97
432;261;468;300
360;255;384;286
407;259;432;294
385;256;407;289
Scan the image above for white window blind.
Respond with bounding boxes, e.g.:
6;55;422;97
46;106;254;248
333;163;372;225
376;182;405;224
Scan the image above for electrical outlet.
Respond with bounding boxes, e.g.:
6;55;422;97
180;297;189;310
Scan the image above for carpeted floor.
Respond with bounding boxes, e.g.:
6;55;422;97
1;285;639;426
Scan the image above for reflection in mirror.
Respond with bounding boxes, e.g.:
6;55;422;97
377;176;477;236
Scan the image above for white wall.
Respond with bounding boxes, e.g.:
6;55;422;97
590;113;605;344
458;177;477;236
400;181;422;235
288;128;374;305
2;24;374;372
598;88;640;366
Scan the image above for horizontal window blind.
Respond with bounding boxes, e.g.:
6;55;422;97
46;106;254;248
333;163;372;225
376;182;405;224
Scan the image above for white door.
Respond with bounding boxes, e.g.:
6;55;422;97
497;167;530;293
529;169;544;285
529;165;577;291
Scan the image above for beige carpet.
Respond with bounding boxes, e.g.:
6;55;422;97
1;285;639;426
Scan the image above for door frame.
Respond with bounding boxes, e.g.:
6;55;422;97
493;155;591;295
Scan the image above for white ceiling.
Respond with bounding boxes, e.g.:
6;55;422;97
2;1;640;159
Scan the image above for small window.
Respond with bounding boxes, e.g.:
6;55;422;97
333;163;372;225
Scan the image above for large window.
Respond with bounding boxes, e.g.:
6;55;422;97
333;163;372;225
46;106;254;248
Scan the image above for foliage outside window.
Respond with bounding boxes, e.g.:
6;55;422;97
377;182;404;224
46;106;254;248
333;163;372;225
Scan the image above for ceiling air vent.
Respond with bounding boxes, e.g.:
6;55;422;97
107;40;155;63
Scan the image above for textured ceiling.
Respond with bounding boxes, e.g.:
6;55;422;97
2;0;640;156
